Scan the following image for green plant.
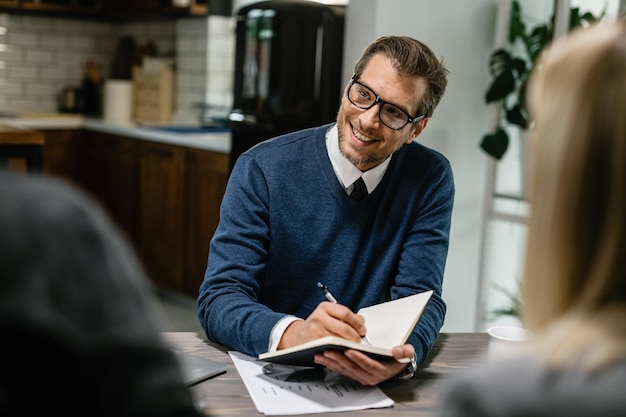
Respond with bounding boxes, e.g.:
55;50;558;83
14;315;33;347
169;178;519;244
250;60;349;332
480;1;602;160
489;282;521;321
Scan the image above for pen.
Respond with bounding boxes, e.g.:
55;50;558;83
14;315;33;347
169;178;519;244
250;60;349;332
317;281;338;303
316;282;373;345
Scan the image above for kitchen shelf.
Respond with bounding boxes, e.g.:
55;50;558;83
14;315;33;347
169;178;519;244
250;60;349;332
20;1;101;16
0;0;214;18
160;1;209;16
0;0;102;17
0;0;20;8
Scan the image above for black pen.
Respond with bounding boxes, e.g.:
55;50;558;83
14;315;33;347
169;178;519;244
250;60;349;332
316;282;373;345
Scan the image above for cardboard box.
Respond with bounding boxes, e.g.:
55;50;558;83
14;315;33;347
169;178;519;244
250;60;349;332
133;65;175;124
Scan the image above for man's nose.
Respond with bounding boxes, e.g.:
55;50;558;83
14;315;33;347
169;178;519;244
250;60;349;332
360;103;382;128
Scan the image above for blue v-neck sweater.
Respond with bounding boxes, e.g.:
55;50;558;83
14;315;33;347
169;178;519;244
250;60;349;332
198;123;455;364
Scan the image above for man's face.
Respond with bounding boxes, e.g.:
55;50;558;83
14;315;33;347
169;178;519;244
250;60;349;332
337;54;428;172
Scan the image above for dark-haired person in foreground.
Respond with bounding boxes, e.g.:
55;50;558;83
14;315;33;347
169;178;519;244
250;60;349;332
0;170;206;417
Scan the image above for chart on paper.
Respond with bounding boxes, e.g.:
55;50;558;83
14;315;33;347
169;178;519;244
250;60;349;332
229;351;394;415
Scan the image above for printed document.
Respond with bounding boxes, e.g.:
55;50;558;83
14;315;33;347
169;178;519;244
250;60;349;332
229;351;394;415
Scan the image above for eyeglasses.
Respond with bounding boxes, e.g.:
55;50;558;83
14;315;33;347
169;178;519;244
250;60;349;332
347;78;425;130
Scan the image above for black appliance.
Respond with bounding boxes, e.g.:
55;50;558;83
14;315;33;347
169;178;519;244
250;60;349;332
228;0;345;170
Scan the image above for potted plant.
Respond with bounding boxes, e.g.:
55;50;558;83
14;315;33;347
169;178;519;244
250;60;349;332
480;1;602;160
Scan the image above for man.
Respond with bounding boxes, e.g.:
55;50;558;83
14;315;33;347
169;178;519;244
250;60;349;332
198;36;453;386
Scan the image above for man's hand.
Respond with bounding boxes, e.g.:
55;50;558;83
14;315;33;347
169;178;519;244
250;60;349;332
314;344;415;386
278;301;367;349
277;301;415;385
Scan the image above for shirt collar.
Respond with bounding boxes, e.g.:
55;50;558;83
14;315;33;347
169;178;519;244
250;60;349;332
325;124;391;194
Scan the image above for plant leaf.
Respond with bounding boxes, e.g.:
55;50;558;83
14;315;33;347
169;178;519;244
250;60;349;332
488;49;510;77
485;72;516;103
489;282;522;319
509;1;525;44
480;0;602;160
506;104;527;129
526;24;550;63
509;57;527;78
480;128;509;160
490;307;519;319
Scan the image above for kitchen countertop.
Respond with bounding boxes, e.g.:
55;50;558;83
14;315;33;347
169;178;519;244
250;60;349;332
0;114;231;154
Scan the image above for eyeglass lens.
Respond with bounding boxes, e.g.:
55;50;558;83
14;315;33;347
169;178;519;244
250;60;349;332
348;81;412;130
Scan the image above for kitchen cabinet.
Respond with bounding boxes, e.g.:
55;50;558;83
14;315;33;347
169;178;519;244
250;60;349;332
42;129;140;249
137;140;187;291
0;0;212;18
156;0;211;17
84;131;139;245
42;129;88;188
103;0;168;19
0;1;19;9
3;0;102;17
184;147;228;296
39;127;228;297
103;0;213;18
137;141;228;297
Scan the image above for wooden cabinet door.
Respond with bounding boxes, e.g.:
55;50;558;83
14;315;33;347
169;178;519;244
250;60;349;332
85;131;139;246
138;141;186;291
42;129;87;188
184;148;229;297
39;127;230;297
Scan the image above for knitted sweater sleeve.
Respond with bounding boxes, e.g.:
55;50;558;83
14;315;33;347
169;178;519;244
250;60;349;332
198;154;286;355
390;153;454;365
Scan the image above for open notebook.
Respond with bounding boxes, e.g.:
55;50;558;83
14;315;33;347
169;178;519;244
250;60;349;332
259;290;434;366
173;350;227;385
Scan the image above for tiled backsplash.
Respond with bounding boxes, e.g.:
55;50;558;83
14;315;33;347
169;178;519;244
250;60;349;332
0;13;235;124
174;15;235;125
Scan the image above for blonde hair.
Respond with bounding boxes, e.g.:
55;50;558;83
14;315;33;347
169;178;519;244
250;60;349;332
522;19;626;371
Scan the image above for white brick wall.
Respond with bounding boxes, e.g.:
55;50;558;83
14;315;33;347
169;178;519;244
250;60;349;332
173;15;235;125
0;12;234;122
205;15;235;112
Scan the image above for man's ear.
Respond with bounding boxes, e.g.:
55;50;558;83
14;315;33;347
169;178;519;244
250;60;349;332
406;118;429;143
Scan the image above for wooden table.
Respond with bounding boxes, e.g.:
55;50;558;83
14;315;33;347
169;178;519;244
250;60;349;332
163;332;489;416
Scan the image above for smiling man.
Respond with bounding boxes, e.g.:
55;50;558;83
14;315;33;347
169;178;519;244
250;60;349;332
198;36;454;386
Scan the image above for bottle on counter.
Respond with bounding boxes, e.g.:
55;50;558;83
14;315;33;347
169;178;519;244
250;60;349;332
82;60;103;116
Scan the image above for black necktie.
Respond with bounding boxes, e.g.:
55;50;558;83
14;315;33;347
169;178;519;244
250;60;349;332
350;177;368;202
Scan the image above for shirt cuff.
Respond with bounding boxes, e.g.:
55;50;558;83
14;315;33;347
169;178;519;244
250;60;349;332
268;315;302;352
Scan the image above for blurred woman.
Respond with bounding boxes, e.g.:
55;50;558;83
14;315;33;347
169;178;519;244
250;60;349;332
437;19;626;417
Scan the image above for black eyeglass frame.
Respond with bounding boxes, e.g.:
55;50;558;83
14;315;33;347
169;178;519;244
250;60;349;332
347;78;425;130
